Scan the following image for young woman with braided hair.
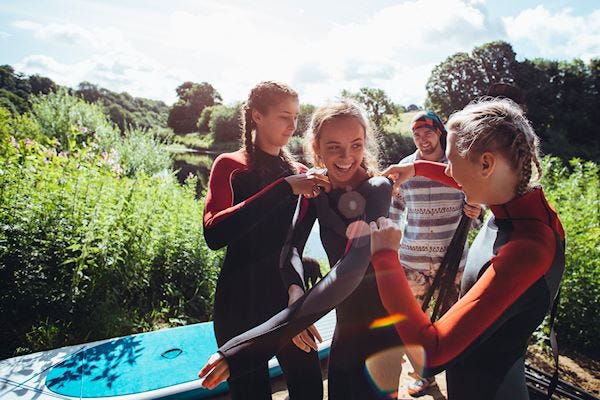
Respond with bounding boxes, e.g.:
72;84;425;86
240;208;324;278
203;81;329;399
370;98;564;399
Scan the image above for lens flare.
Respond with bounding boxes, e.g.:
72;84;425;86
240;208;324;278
345;220;371;241
365;345;428;396
369;313;405;329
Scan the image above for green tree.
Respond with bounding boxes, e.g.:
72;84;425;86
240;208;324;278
425;41;518;119
294;103;315;137
342;87;400;132
168;82;222;134
209;104;240;143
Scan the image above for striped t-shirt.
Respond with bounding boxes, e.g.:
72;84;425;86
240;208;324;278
389;151;469;273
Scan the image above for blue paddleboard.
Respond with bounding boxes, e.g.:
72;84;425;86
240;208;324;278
0;310;336;399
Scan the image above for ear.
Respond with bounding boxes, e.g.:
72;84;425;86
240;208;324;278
479;152;497;179
312;141;322;164
251;109;262;125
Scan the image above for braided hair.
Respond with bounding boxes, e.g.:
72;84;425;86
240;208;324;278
240;81;299;176
447;98;542;197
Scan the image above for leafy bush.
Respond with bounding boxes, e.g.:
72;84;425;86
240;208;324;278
0;136;221;358
113;127;173;177
30;87;120;153
209;104;241;143
378;133;416;166
540;157;600;357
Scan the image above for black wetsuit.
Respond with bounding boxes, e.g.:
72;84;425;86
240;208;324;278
218;176;402;400
372;161;565;399
203;148;322;400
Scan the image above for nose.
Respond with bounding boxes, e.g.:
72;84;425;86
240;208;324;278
289;118;297;131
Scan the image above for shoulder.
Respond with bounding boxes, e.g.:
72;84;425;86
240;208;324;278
494;221;556;275
213;149;248;170
360;176;392;198
399;152;417;164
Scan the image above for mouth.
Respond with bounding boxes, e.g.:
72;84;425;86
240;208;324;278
333;161;354;173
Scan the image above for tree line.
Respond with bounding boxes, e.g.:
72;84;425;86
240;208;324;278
0;65;169;133
2;40;599;163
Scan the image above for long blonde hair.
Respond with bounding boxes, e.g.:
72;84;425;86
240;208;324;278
447;98;542;196
304;98;380;176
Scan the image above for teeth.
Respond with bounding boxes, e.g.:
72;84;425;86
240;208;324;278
335;163;352;170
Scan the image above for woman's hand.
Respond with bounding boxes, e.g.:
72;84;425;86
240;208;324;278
369;217;402;255
463;202;482;219
381;163;415;196
198;353;230;390
288;284;322;352
284;172;331;198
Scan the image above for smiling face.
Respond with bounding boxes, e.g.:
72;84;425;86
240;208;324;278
314;116;367;188
444;130;482;203
413;126;442;160
253;96;299;154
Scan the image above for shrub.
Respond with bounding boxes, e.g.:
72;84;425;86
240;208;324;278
0;137;221;358
209;105;241;143
113;127;173;177
378;133;416;166
30;87;120;153
540;157;600;357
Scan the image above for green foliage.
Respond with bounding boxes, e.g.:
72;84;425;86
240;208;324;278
209;104;241;143
378;133;416;166
0;137;221;358
426;42;600;161
168;82;222;134
425;41;518;119
113;127;173;177
76;81;169;132
30;87;120;153
0;106;43;144
540;157;600;356
294;103;316;137
341;87;401;132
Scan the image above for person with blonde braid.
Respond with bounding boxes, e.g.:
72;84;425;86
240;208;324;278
203;81;328;399
370;98;565;399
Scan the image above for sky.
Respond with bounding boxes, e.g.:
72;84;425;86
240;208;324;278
1;0;598;107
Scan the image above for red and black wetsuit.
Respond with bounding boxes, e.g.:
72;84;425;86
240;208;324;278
203;148;322;400
372;161;565;400
218;176;402;400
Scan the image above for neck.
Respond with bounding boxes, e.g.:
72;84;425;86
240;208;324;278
254;134;281;156
330;168;369;190
418;146;444;162
485;174;520;206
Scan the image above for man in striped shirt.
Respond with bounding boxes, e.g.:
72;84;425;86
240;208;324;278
389;110;482;397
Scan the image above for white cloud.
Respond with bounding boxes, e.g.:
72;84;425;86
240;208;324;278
289;0;503;105
12;19;132;53
15;53;184;104
10;0;508;107
0;31;10;40
503;6;600;61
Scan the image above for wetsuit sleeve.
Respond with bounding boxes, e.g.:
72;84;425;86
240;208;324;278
203;154;294;250
280;197;317;291
413;160;461;190
218;177;392;378
372;224;557;370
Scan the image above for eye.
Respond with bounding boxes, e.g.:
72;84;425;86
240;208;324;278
352;143;363;149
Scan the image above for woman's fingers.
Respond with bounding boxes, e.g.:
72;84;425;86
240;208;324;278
307;324;323;343
198;354;230;390
292;326;321;352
